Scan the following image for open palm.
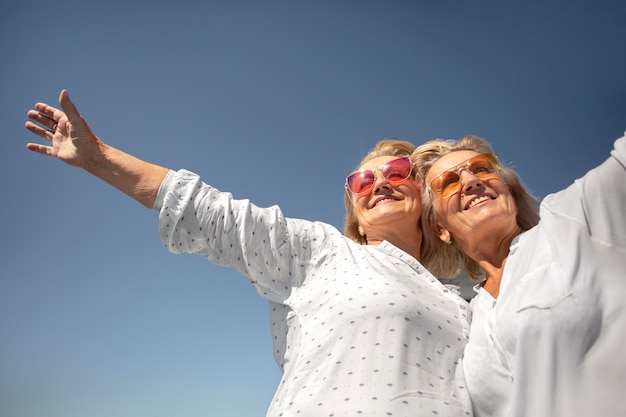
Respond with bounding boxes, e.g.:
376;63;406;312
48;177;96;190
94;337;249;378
25;90;99;168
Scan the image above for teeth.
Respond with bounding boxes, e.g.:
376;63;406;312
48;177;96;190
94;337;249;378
467;195;490;209
374;198;393;207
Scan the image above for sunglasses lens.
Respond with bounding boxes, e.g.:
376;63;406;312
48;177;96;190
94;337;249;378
469;154;499;177
432;172;461;197
346;157;413;194
431;154;499;197
382;157;412;181
347;171;375;194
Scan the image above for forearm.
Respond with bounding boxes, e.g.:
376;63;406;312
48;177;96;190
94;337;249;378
558;133;626;243
84;139;170;208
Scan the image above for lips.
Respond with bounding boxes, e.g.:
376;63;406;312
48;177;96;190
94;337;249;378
464;194;493;210
372;196;400;208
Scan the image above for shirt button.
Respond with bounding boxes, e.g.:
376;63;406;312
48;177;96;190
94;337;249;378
443;288;449;293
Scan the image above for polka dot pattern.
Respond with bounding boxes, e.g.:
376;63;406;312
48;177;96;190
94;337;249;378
157;170;472;416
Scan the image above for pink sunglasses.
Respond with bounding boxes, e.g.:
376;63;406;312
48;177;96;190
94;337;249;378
346;157;414;194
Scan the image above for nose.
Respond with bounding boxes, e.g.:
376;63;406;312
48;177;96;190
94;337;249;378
459;169;483;193
372;170;391;192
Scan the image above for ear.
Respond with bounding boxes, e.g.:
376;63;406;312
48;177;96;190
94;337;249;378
358;225;365;237
433;223;451;244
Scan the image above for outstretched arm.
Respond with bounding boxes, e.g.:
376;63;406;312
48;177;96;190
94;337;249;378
25;90;170;208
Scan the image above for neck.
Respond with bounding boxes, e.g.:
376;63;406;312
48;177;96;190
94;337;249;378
479;258;507;298
460;227;521;299
367;228;423;262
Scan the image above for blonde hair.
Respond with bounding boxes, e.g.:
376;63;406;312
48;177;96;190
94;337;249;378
412;135;540;281
343;139;417;244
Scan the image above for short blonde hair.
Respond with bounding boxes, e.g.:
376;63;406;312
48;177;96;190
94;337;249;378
343;139;417;244
412;135;540;281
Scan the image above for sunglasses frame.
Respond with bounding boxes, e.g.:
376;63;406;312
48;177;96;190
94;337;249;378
345;156;414;195
429;153;500;198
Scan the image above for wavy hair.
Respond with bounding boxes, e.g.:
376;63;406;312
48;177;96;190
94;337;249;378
411;135;540;281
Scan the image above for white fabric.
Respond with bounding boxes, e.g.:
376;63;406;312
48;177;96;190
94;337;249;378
464;286;511;417
155;169;473;417
465;133;626;417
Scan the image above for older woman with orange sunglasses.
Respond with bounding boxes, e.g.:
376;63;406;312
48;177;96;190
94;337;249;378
24;90;473;417
412;133;626;417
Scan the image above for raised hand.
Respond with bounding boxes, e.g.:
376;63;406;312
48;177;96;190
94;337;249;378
25;89;100;168
25;89;169;207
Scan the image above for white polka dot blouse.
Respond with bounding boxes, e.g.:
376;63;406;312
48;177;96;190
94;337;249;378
155;169;473;417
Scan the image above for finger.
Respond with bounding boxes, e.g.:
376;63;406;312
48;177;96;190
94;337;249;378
26;142;54;156
33;102;64;121
58;90;82;124
27;109;57;130
25;120;54;140
33;99;69;134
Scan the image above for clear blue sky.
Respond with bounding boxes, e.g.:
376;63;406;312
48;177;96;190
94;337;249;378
2;1;625;416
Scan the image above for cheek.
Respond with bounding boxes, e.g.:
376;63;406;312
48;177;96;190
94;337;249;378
354;194;370;210
432;196;458;227
487;177;509;194
506;193;519;215
403;181;424;202
490;180;517;212
414;180;425;196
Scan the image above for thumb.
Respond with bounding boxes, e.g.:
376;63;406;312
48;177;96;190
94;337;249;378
58;89;83;123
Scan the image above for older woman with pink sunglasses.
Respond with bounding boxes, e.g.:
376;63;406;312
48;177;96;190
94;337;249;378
412;133;626;417
24;90;473;417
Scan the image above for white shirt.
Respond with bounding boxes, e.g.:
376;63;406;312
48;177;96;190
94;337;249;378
154;169;473;417
464;134;626;417
464;286;511;417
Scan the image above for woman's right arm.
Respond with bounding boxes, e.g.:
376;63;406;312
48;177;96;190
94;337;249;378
25;90;170;208
543;132;626;244
578;133;626;242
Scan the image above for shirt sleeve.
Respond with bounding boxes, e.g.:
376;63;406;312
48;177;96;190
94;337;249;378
542;132;626;246
154;169;338;302
153;169;176;211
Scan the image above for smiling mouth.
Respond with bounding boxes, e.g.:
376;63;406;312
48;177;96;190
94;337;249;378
465;195;492;210
373;197;398;207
